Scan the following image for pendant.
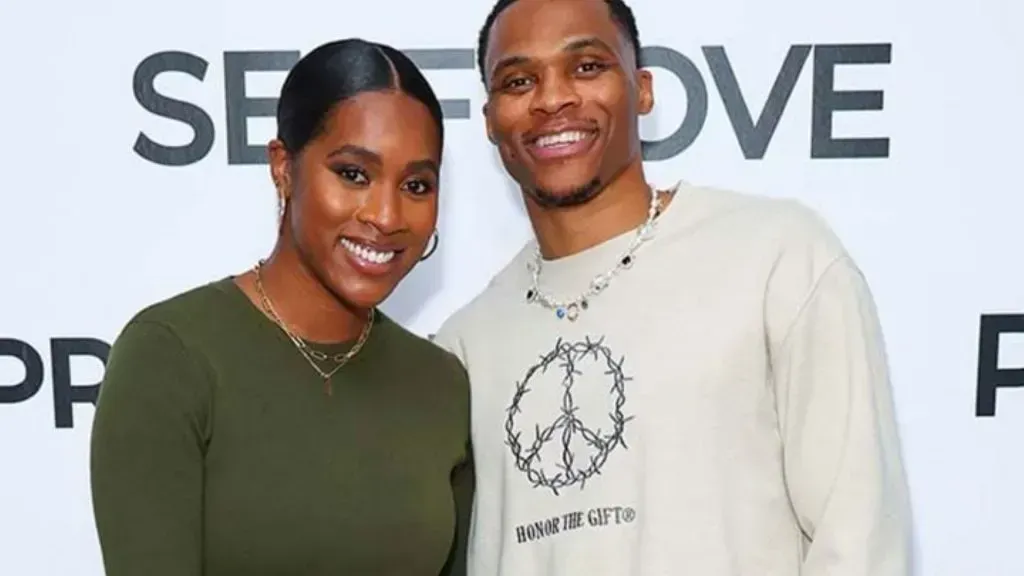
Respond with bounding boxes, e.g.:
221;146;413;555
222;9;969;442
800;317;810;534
556;303;581;321
324;378;333;396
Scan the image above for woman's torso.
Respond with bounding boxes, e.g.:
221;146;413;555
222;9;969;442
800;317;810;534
151;279;470;575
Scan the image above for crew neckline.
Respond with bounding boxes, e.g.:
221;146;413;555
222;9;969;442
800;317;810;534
531;181;686;279
213;276;383;355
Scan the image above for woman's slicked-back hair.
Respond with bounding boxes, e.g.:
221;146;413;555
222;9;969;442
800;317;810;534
276;38;445;155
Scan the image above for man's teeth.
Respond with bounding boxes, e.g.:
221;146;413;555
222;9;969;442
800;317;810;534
340;238;395;264
535;130;589;148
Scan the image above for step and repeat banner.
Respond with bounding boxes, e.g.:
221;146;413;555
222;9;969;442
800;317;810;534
2;0;1022;574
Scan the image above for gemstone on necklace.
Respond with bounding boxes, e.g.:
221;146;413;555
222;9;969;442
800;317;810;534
527;186;660;319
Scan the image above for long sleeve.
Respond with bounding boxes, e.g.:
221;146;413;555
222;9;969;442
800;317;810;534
768;253;912;574
440;444;475;576
433;322;476;576
90;319;213;576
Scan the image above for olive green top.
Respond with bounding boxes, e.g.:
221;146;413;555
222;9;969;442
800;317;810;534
90;278;473;575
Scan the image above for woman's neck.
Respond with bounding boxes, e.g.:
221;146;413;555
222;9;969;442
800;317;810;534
242;244;368;343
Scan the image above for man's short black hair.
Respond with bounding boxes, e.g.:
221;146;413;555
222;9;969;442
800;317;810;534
476;0;641;84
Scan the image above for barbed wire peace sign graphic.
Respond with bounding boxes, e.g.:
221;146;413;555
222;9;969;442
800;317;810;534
504;336;633;495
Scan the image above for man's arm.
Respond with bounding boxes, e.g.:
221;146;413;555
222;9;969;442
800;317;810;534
769;253;912;574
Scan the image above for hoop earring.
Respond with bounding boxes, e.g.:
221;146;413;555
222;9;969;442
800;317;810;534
276;186;288;225
420;230;439;261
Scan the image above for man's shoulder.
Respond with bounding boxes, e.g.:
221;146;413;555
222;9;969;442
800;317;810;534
676;181;846;255
684;182;858;297
433;242;532;352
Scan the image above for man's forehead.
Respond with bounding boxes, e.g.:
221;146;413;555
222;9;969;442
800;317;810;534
487;0;625;63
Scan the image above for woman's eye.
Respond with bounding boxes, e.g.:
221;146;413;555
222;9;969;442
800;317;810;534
405;180;433;195
336;167;368;184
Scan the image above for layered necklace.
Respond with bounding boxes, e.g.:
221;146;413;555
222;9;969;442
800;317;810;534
253;260;373;395
525;184;668;321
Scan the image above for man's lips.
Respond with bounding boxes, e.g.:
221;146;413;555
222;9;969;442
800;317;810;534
524;128;599;161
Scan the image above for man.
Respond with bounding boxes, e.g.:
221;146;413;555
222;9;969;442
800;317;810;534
434;0;913;573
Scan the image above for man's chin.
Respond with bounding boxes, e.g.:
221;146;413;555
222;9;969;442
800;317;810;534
526;177;604;209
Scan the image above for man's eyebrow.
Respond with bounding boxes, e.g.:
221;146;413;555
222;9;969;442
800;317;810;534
488;37;616;82
563;37;615;54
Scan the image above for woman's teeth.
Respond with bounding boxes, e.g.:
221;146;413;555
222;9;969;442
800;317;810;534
340;238;395;263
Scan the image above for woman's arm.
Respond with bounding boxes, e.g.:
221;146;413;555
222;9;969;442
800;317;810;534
440;445;474;576
90;319;213;575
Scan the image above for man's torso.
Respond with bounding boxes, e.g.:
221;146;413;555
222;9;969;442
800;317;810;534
437;183;838;574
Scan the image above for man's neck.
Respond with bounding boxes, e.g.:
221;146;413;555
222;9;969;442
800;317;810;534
252;243;366;343
526;161;651;260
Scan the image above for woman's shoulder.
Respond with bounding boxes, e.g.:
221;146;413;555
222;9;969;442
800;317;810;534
118;277;249;340
374;312;467;378
129;277;237;326
109;278;241;366
372;314;470;422
97;282;227;442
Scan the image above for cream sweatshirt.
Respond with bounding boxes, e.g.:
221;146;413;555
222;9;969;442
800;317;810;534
435;182;912;575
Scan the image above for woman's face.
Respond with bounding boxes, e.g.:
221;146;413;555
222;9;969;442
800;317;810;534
269;90;441;310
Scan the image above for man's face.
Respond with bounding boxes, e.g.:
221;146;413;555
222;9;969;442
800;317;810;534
482;0;653;208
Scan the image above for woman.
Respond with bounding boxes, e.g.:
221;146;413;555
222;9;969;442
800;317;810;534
90;38;472;576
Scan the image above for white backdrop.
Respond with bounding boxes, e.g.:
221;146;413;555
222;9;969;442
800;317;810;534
2;0;1023;574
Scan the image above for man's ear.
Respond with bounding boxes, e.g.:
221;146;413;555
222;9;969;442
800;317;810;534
636;69;653;116
483;102;497;144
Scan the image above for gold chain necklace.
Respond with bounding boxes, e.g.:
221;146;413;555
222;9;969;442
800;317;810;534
253;260;374;395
